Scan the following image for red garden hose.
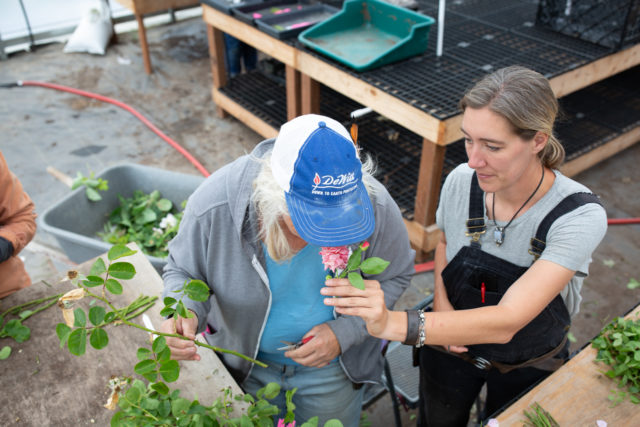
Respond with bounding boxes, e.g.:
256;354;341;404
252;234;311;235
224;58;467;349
8;80;639;276
17;80;211;177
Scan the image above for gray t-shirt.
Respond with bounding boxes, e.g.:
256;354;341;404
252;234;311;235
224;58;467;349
436;164;607;317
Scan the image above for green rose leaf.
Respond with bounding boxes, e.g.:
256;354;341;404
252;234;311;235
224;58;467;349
18;310;33;320
159;359;180;383
73;308;86;327
185;280;210;302
88;306;106;326
68;328;87;356
176;301;189;318
89;328;109;350
89;257;107;276
104;312;116;323
105;278;123;295
56;323;72;348
159;306;175;317
137;347;152;361
163;297;177;306
142;397;160;411
135;359;158;382
346;247;363;271
348;272;365;290
137;208;157;225
152;336;168;354
156;199;172;212
108;244;137;261
324;420;344;427
240;415;253;427
82;275;104;287
360;257;390;275
300;416;319;427
86;187;102;202
108;262;136;280
125;385;143;404
627;278;640;290
151;381;170;395
171;397;191;417
260;382;281;400
0;346;11;360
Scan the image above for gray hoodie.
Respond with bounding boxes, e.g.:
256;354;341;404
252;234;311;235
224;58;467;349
163;140;415;385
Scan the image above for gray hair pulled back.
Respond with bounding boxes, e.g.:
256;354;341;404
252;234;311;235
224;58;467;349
460;65;565;169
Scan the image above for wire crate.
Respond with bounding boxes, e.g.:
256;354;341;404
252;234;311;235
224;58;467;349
536;0;640;50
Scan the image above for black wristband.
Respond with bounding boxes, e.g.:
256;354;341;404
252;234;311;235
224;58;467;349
0;236;14;263
403;310;420;345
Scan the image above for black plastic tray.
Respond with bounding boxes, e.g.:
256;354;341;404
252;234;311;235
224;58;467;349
201;0;263;15
231;0;312;25
255;4;338;39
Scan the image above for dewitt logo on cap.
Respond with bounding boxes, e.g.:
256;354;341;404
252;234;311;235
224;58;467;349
311;172;357;197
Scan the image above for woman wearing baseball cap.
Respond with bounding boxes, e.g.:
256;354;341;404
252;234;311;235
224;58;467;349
160;114;415;425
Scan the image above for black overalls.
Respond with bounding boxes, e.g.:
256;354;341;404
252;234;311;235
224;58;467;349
418;172;601;427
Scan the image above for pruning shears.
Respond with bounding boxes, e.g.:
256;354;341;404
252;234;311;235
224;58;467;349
277;335;314;351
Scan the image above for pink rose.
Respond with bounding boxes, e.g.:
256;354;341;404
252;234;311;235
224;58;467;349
277;419;295;427
319;246;350;273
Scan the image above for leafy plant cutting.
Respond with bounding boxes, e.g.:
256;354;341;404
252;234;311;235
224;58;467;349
71;171;109;201
0;289;63;360
591;315;640;406
522;402;560;427
319;241;389;290
55;244;342;426
98;190;184;259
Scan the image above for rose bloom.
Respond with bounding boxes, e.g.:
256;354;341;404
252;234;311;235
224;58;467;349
319;246;350;273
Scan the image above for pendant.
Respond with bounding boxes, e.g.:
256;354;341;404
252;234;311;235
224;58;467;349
494;227;505;246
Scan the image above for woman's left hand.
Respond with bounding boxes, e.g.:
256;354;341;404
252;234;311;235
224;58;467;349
321;278;390;338
285;323;340;368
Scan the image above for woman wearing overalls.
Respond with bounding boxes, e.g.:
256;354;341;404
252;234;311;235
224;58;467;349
321;66;608;425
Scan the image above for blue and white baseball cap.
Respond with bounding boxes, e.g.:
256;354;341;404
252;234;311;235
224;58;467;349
271;114;375;247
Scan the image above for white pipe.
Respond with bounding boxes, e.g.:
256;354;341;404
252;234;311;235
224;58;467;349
437;0;446;57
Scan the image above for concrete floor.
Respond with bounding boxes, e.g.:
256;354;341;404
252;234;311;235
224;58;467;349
1;15;639;427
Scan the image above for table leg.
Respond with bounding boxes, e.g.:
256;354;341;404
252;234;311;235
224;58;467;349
286;65;301;120
414;138;445;227
135;14;152;74
301;74;320;115
206;24;229;118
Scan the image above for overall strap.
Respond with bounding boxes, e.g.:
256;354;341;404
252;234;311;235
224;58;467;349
465;173;486;247
529;192;603;260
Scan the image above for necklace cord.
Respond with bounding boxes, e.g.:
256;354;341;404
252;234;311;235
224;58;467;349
491;164;545;244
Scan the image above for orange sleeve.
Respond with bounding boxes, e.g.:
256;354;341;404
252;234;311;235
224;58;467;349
0;151;37;255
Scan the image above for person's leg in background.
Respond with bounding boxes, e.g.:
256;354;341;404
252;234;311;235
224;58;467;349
240;41;257;73
223;33;242;78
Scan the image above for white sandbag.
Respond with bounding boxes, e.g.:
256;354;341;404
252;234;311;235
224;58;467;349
63;0;113;55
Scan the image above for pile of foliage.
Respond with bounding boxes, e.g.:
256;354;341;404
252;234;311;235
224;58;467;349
98;190;184;259
591;316;640;406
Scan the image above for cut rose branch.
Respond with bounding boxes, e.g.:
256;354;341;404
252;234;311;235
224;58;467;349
320;241;389;290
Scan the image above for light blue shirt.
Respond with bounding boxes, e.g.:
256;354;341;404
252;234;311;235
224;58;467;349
258;243;335;365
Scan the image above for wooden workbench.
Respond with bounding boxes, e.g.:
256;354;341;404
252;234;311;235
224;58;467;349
496;304;640;425
201;3;640;255
0;243;244;424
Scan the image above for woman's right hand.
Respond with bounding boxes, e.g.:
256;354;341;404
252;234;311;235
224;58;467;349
159;312;201;361
321;278;391;338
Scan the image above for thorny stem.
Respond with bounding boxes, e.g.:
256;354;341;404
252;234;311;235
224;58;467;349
81;286;267;368
1;293;64;318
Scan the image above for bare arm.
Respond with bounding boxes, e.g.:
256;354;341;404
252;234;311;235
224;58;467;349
322;259;575;346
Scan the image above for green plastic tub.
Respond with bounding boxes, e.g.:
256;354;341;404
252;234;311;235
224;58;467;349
298;0;435;71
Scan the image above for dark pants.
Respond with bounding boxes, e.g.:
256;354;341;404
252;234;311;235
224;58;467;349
223;34;257;77
417;345;566;427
